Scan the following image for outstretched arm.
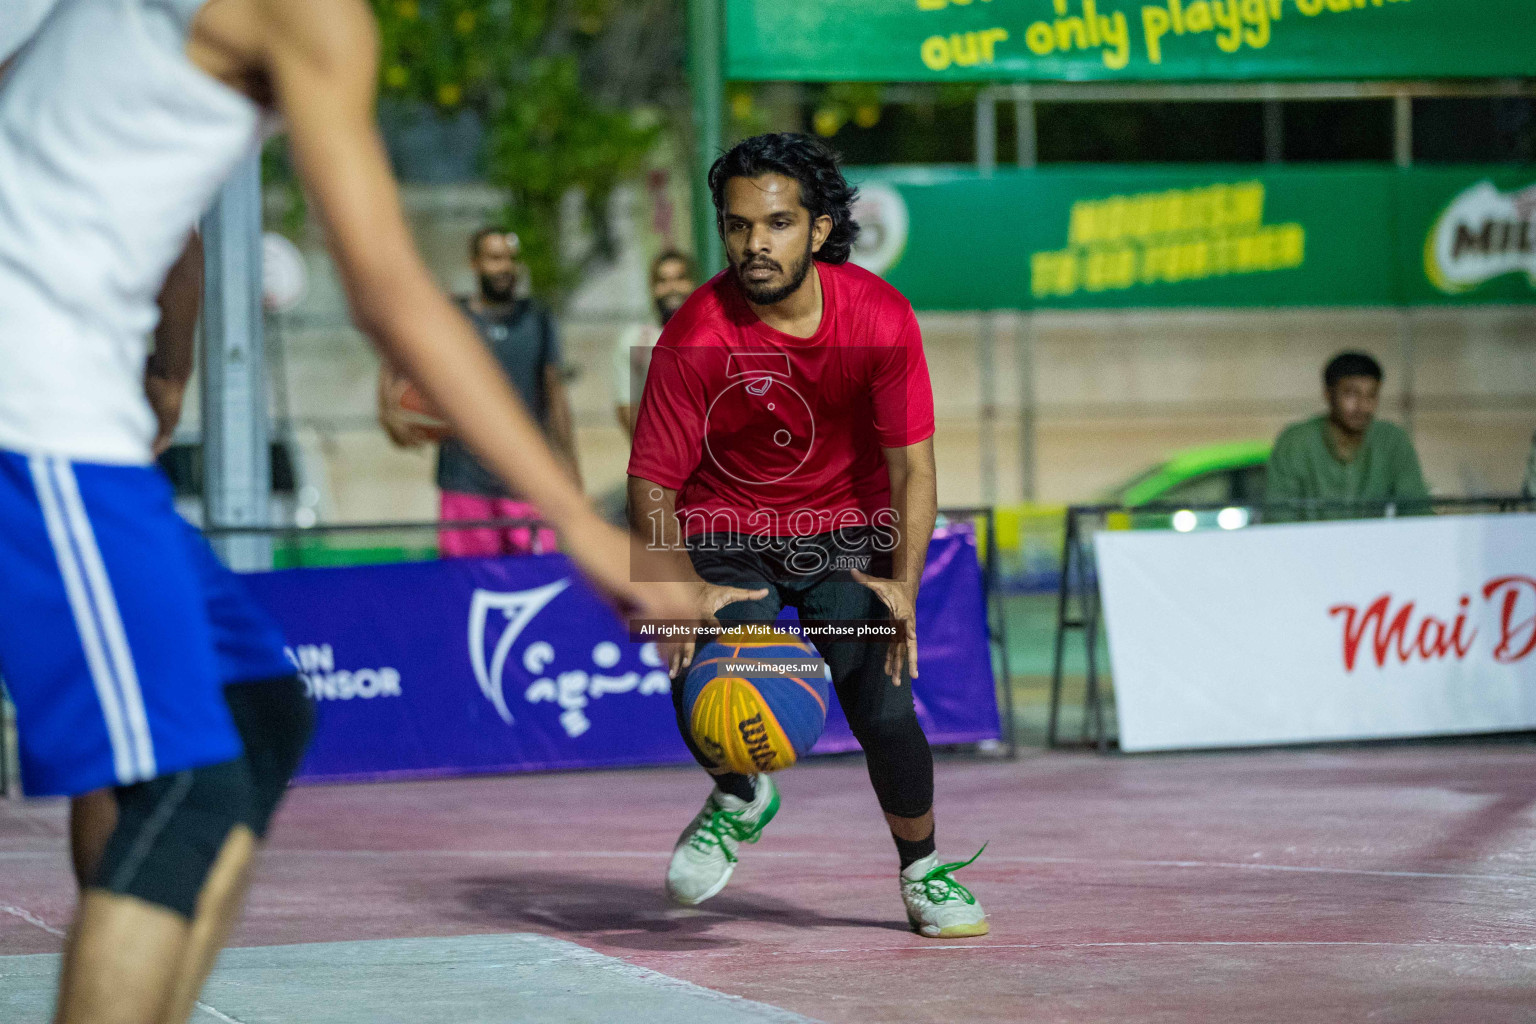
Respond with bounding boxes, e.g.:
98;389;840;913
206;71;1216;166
627;476;768;674
258;0;674;609
261;0;578;517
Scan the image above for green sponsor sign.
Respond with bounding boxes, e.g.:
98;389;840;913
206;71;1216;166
844;166;1536;310
726;0;1536;83
1398;170;1536;305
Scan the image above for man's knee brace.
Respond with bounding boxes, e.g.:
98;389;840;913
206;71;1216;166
224;675;315;838
95;758;253;919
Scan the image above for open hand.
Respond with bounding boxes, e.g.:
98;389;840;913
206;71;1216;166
658;580;772;677
560;518;767;676
851;569;919;684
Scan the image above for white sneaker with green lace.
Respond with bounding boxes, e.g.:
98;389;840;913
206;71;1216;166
665;775;780;905
901;847;990;938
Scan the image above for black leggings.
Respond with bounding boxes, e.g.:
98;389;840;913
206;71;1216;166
674;530;934;820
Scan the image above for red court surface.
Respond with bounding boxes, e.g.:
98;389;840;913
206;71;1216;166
4;743;1536;1022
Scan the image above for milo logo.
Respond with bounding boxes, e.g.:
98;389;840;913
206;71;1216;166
1425;181;1536;295
737;713;778;772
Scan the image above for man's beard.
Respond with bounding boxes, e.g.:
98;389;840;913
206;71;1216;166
479;273;517;304
733;237;813;306
655;292;687;325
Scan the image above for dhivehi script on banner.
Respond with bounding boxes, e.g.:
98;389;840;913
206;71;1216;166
242;525;999;782
1095;514;1536;752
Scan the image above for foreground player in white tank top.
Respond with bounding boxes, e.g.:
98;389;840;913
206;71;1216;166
0;2;701;1021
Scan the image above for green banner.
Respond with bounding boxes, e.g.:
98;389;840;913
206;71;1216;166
844;165;1536;310
1398;169;1536;305
726;0;1536;83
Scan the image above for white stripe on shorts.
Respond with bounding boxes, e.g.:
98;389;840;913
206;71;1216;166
49;458;156;781
28;456;136;784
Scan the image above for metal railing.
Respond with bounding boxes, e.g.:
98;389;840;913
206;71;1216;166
1048;495;1536;752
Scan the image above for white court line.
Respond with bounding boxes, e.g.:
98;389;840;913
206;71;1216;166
10;845;1534;886
633;939;1536;960
255;848;1536;884
991;853;1536;884
1;903;64;937
923;940;1536;951
520;934;823;1023
1;901;244;1023
272;848;676;859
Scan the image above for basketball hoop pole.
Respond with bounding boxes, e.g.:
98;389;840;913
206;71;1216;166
201;154;273;572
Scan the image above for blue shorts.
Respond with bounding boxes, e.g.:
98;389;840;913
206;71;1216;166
184;519;294;690
0;450;292;797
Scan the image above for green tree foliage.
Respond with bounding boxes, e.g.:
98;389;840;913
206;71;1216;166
371;0;670;300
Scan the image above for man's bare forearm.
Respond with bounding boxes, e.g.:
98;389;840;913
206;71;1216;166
267;0;595;531
146;233;203;383
627;476;680;551
886;445;938;593
627;477;702;583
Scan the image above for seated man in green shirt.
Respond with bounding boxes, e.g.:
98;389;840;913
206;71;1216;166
1265;351;1431;521
1523;430;1535;500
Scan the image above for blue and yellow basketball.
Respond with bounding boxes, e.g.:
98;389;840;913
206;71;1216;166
682;627;830;775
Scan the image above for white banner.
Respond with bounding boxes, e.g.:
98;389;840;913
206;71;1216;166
1096;514;1536;752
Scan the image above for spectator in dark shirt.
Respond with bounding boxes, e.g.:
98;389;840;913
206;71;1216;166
382;228;581;555
1266;351;1430;520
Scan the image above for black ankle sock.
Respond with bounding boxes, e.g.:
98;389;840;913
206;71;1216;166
894;832;937;871
714;773;756;803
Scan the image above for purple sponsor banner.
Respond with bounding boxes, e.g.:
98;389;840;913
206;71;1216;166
242;524;999;783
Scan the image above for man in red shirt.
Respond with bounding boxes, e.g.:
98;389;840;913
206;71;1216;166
628;133;988;938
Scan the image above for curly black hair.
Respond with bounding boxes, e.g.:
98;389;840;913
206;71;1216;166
708;133;860;265
1324;351;1383;389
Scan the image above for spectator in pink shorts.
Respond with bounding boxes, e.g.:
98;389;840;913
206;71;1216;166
438;491;558;557
381;228;580;557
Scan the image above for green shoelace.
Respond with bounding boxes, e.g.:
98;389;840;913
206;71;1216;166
906;844;988;906
686;804;768;864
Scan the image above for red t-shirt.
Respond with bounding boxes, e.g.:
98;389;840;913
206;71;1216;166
627;260;935;537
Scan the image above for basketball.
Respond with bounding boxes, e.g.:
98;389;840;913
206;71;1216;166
395;381;451;441
682;627;830;775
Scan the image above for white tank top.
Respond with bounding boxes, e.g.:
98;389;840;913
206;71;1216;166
0;0;61;66
0;0;261;464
